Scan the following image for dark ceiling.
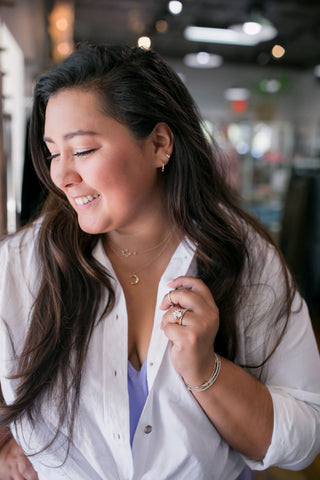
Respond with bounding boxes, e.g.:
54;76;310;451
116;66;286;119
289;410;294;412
65;0;320;70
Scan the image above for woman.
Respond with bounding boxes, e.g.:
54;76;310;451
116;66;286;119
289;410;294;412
0;43;319;480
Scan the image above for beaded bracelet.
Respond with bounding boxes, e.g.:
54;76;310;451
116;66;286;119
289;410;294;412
185;353;221;392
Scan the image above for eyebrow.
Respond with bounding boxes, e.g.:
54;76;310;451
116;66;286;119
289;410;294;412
43;130;97;143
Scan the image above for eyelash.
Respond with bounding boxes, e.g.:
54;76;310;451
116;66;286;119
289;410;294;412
46;153;59;162
46;148;98;162
74;148;98;157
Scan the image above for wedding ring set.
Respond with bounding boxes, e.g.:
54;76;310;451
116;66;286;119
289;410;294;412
167;290;189;326
172;307;189;326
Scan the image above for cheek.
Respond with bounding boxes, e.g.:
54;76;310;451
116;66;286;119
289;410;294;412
49;163;57;185
49;160;64;189
92;158;128;189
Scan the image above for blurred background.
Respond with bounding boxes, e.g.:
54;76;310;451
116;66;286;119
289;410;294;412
0;1;319;478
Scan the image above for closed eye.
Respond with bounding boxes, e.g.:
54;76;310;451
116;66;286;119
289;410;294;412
47;152;60;162
74;148;99;157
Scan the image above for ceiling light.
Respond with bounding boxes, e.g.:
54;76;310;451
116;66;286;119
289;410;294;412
272;44;285;59
168;1;183;15
55;17;69;32
184;52;223;68
229;22;277;43
185;13;277;47
184;24;276;46
185;26;255;46
138;36;151;49
156;20;168;33
48;2;74;61
242;21;262;35
224;87;250;101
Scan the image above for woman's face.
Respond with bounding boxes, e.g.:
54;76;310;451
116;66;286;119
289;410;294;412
44;88;167;235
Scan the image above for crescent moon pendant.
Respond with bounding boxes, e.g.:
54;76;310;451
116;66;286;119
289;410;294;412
129;274;140;285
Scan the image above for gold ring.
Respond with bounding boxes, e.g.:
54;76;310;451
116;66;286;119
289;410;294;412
179;308;189;326
168;290;175;306
173;308;189;326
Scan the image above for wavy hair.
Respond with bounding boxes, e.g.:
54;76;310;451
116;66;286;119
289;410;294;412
0;43;296;448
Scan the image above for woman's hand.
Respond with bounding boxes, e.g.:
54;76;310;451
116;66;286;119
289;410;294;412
0;438;38;480
160;276;219;386
161;276;273;461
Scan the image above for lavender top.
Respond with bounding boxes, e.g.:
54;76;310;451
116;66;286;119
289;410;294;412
127;359;148;446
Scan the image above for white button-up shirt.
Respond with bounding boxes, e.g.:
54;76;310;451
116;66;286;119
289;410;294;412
1;222;320;479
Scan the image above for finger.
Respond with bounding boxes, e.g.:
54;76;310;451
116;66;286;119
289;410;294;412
160;277;215;310
168;276;211;296
17;457;38;480
8;470;25;480
166;290;176;307
161;306;192;329
161;287;205;312
161;321;186;349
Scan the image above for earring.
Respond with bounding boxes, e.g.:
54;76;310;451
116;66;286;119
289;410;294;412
162;153;170;173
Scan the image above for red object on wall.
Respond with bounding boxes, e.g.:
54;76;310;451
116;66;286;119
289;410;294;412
231;100;248;113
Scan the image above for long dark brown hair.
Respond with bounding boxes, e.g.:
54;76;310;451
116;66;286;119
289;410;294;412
0;43;296;449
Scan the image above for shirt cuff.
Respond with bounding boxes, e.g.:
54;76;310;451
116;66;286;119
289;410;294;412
243;386;320;471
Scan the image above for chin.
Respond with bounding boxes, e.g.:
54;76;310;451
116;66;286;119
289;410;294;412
78;219;111;235
78;222;103;235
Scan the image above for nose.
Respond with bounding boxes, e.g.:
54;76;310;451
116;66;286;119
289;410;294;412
50;155;82;190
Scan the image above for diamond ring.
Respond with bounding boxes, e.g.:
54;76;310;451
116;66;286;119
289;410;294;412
173;308;189;326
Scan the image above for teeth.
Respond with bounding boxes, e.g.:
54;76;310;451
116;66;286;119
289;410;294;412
75;194;99;205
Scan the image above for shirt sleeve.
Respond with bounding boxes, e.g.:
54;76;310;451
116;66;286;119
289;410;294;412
0;225;41;380
241;250;320;470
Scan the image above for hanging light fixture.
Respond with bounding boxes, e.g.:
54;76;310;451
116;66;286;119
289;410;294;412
48;1;74;62
229;12;277;44
185;11;277;46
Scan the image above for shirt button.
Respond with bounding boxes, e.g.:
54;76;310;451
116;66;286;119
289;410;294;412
144;425;152;434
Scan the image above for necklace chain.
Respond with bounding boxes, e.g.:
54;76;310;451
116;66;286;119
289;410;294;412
107;232;173;286
107;231;172;258
128;234;172;285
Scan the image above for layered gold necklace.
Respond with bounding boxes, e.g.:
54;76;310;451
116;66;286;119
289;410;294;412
107;231;172;286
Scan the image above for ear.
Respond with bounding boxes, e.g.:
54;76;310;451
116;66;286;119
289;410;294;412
149;122;174;170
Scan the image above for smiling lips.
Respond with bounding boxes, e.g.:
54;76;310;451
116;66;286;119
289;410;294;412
74;194;100;205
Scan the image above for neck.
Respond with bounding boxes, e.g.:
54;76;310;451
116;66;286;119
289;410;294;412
104;212;176;256
103;218;182;288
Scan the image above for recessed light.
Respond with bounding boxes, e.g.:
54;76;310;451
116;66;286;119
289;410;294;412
168;1;183;15
184;52;223;68
138;36;151;49
272;44;285;59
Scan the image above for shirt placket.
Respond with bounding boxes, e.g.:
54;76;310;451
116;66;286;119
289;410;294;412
102;283;133;479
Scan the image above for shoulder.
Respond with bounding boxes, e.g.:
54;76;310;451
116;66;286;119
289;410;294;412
0;219;42;258
0;220;43;297
0;221;44;350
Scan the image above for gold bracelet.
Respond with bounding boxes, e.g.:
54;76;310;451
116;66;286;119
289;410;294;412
185;353;221;392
